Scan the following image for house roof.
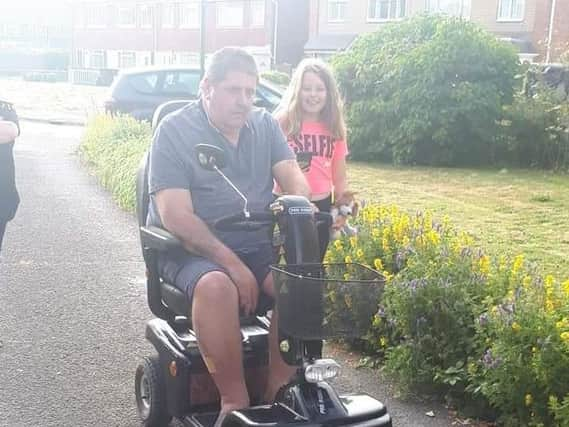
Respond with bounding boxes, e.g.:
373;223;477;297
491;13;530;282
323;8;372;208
304;33;358;53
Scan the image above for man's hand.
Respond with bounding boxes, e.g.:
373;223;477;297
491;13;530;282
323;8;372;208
227;262;259;316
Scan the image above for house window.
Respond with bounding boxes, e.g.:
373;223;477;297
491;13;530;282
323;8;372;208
328;0;347;22
368;0;405;21
425;0;470;18
88;50;106;68
85;4;106;28
138;4;154;28
251;0;265;27
497;0;524;21
118;51;137;68
118;5;136;27
217;1;244;28
162;3;177;28
180;2;200;29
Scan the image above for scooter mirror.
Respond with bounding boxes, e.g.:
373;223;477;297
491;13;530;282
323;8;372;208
195;144;226;171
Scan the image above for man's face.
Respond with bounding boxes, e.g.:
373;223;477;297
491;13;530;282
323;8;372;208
203;70;257;133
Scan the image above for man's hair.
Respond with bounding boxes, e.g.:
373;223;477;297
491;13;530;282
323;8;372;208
204;47;259;84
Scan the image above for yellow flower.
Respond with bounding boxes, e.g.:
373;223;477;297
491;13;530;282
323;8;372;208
333;240;343;250
345;255;353;264
512;322;521;332
479;255;490;275
556;318;569;330
512;254;524;275
426;230;440;246
563;280;569;296
356;249;364;259
374;258;384;271
545;275;555;296
561;332;569;343
382;237;390;252
531;346;538;354
371;228;381;238
349;236;357;248
525;394;533;407
379;337;387;347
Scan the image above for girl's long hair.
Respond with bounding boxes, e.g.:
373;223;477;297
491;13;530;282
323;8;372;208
274;58;347;141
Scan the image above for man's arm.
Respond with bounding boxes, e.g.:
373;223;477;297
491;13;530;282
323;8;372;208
154;188;259;314
272;159;311;198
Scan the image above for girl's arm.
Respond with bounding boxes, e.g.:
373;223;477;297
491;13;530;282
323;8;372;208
0;120;18;144
332;155;348;201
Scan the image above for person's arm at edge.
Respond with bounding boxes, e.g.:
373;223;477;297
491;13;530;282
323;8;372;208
0;120;18;144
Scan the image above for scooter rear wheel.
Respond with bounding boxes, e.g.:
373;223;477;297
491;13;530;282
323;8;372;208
135;356;172;427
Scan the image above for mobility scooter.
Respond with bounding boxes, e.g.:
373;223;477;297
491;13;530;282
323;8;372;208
134;141;393;427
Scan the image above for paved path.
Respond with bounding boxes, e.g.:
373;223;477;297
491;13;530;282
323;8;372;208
0;121;457;427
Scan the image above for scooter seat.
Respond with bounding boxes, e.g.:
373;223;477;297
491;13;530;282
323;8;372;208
162;280;190;317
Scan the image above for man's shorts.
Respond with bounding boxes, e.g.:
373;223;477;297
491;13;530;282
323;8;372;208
158;243;276;313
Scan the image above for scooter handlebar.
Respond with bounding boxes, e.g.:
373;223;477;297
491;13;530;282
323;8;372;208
214;212;275;232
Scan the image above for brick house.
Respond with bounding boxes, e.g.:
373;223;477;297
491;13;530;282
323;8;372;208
70;0;291;83
306;0;568;62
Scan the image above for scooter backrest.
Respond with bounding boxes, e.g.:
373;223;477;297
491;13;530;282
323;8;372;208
136;151;150;229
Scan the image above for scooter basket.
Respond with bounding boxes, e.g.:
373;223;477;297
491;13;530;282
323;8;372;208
270;263;385;340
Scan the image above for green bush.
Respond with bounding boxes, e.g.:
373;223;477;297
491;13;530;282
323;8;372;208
326;204;569;424
79;114;152;211
332;15;519;166
496;89;569;170
260;70;290;87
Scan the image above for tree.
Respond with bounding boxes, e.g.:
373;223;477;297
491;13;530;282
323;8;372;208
332;15;519;166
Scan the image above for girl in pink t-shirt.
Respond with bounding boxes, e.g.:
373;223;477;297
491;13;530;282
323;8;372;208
273;58;351;258
273;58;349;213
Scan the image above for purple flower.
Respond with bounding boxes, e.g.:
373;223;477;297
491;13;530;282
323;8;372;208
478;313;489;327
482;349;502;369
461;247;473;258
395;251;407;270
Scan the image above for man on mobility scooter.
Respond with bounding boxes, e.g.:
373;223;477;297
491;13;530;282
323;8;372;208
146;47;311;425
137;46;391;427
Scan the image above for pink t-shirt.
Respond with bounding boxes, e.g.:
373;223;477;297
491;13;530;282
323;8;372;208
283;121;348;195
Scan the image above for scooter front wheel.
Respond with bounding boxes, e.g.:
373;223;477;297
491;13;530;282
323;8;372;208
135;356;172;427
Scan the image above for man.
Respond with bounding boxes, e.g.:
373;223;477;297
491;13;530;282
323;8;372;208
0;99;20;253
147;47;310;421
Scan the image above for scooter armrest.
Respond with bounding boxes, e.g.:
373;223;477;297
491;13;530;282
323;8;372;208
140;225;183;252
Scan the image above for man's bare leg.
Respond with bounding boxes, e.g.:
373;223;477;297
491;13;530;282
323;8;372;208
192;271;250;416
261;274;297;403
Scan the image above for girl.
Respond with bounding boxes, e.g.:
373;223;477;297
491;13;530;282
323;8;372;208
273;59;350;257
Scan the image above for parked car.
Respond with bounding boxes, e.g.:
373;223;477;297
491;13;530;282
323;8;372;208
104;66;283;121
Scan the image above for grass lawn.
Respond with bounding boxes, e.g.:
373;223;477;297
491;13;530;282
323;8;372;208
349;163;569;279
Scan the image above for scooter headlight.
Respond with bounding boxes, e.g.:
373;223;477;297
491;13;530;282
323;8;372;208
304;359;341;383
